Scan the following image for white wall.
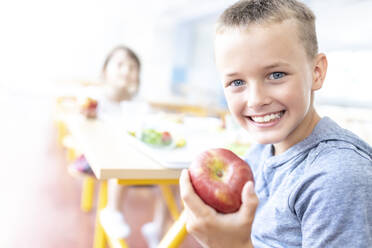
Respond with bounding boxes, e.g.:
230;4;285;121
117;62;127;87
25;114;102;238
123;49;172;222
0;0;169;96
308;0;372;107
1;0;371;107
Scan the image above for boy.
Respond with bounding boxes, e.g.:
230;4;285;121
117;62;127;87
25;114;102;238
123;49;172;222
179;0;372;247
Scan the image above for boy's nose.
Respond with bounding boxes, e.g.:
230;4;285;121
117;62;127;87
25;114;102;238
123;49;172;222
246;82;269;108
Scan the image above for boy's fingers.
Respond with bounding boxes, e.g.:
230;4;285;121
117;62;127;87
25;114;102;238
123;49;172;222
240;181;259;218
179;169;190;198
179;169;212;216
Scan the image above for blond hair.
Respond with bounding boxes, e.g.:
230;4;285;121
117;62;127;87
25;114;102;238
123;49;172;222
216;0;318;59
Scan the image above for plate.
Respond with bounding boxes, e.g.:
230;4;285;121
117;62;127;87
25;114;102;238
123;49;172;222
125;132;224;169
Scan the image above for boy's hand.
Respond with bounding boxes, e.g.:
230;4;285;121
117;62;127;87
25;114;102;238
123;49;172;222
180;169;258;248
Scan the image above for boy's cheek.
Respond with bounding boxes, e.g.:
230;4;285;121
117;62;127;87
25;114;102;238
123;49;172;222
223;90;235;104
225;95;242;112
224;97;236;113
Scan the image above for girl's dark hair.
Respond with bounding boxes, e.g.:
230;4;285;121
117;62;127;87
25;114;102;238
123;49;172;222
102;45;141;73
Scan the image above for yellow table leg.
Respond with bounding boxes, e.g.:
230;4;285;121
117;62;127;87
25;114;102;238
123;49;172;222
81;176;95;212
56;119;68;146
62;135;79;162
158;211;187;248
66;147;77;162
117;239;129;248
113;179;181;247
95;180;129;248
107;237;129;248
159;185;180;221
94;180;108;248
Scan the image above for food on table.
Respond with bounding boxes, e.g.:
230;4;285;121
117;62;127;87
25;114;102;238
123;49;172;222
188;148;254;213
79;97;98;119
224;142;251;156
127;131;136;137
175;138;186;148
140;128;174;147
161;131;172;145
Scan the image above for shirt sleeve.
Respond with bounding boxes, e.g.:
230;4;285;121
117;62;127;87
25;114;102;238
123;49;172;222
290;147;372;248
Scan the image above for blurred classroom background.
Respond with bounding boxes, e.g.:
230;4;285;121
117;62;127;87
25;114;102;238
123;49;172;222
0;0;371;247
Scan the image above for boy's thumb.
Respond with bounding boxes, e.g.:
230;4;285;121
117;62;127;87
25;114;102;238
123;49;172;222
241;181;258;215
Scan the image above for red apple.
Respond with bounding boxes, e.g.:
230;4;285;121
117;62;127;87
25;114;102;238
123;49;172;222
80;97;98;119
188;148;254;213
161;131;172;145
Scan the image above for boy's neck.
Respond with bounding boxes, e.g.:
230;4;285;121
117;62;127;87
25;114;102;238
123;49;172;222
273;108;321;156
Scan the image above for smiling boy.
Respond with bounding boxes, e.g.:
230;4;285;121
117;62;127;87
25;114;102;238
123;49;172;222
180;0;372;247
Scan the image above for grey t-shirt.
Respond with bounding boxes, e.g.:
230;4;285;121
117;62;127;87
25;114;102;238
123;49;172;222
246;117;372;248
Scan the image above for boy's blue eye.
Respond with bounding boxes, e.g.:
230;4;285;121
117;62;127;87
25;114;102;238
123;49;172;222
230;79;245;87
269;72;286;80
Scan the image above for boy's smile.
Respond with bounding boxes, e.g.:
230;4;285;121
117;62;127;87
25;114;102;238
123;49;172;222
248;110;285;127
215;20;326;154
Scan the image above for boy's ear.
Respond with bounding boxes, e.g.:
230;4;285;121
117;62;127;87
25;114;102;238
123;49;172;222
312;53;328;91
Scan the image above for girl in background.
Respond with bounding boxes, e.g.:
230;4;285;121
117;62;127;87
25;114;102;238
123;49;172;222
69;45;169;247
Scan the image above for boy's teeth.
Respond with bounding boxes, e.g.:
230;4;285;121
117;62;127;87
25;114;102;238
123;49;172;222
251;112;282;123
